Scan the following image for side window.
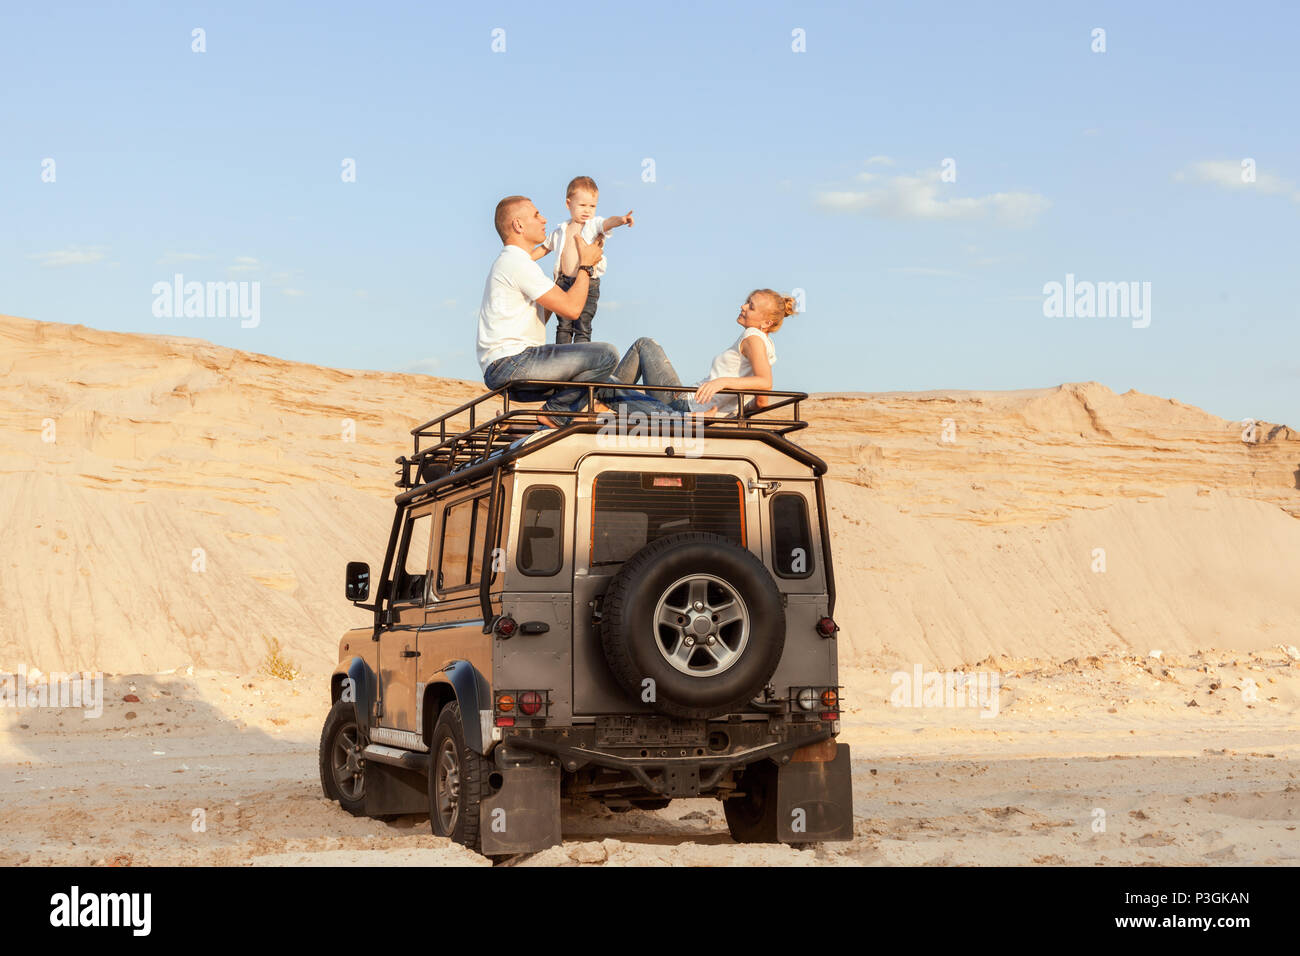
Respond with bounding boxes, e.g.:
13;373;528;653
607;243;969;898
395;513;434;603
770;493;814;578
518;486;564;576
438;493;503;593
468;494;504;585
437;498;474;592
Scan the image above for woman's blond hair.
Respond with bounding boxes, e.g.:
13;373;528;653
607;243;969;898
751;289;797;333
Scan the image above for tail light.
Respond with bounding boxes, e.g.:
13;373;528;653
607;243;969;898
791;686;843;720
816;617;839;638
494;616;518;638
821;688;839;720
495;689;550;722
494;691;515;728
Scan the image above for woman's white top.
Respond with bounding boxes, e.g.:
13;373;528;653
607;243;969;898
693;327;777;414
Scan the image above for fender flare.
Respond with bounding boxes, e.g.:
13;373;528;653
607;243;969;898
331;656;376;728
441;660;492;755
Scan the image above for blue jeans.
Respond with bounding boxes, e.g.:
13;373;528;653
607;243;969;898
483;342;672;421
613;337;693;413
554;275;599;344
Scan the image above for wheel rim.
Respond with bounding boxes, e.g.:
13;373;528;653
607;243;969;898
653;573;750;677
331;721;365;800
435;738;461;832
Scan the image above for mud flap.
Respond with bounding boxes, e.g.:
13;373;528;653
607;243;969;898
776;743;854;843
363;762;429;818
480;764;562;856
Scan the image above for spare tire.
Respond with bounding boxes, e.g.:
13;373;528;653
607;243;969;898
600;532;785;718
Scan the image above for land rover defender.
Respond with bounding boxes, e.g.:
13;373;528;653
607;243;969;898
318;380;853;856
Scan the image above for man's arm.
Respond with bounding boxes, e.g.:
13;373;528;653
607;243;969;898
599;210;634;234
530;244;550;261
536;235;603;320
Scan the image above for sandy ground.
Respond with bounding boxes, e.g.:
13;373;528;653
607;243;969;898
2;649;1295;867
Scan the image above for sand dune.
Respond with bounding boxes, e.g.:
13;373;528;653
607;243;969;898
1;313;1297;675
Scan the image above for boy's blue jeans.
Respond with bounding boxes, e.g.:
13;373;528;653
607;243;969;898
483;341;671;422
554;274;599;344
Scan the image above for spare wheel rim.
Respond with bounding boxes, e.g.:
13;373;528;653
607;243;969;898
653;573;751;677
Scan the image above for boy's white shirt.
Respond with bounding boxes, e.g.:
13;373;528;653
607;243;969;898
542;216;609;279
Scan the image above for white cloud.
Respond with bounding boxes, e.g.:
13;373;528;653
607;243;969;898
230;256;261;272
866;155;895;166
817;168;1049;226
1174;160;1300;201
29;246;108;267
156;251;207;265
283;288;305;297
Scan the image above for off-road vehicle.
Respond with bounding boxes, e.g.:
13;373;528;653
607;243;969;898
319;380;853;856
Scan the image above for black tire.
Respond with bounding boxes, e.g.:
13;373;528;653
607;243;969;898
724;760;780;843
600;532;785;719
427;701;491;853
319;699;367;817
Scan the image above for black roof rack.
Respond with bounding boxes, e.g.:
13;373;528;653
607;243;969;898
394;380;808;491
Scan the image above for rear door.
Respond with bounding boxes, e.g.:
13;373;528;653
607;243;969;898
571;456;760;715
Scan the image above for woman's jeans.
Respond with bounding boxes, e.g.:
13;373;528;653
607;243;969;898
613;337;693;413
483;341;671;421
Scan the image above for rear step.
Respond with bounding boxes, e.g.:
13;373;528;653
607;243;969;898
362;743;430;772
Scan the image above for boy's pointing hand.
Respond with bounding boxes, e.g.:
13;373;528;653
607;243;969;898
623;210;634;227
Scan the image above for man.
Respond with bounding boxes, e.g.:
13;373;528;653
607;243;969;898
477;195;666;423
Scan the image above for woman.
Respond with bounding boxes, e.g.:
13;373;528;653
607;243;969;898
613;289;795;415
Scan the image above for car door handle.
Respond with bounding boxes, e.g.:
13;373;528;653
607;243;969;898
521;621;549;634
400;650;421;658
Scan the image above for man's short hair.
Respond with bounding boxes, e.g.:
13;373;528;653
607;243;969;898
494;195;531;242
566;176;598;198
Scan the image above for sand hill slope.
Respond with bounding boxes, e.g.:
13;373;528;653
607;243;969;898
1;314;1297;674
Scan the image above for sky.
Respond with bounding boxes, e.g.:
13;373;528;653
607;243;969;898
3;0;1298;427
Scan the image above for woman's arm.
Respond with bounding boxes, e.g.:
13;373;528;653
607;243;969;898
694;335;773;405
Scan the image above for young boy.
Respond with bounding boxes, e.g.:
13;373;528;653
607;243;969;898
532;175;633;344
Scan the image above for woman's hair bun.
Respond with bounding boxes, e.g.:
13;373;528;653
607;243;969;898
781;296;797;317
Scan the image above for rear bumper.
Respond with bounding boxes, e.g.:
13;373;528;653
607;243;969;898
502;721;835;797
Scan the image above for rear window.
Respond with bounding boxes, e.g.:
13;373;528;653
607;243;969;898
518;486;564;576
591;471;745;566
770;492;814;578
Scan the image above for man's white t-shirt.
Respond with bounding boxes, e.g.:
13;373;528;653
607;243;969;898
476;246;557;372
541;217;609;280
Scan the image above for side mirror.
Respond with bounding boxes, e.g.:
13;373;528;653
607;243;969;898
346;562;371;602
